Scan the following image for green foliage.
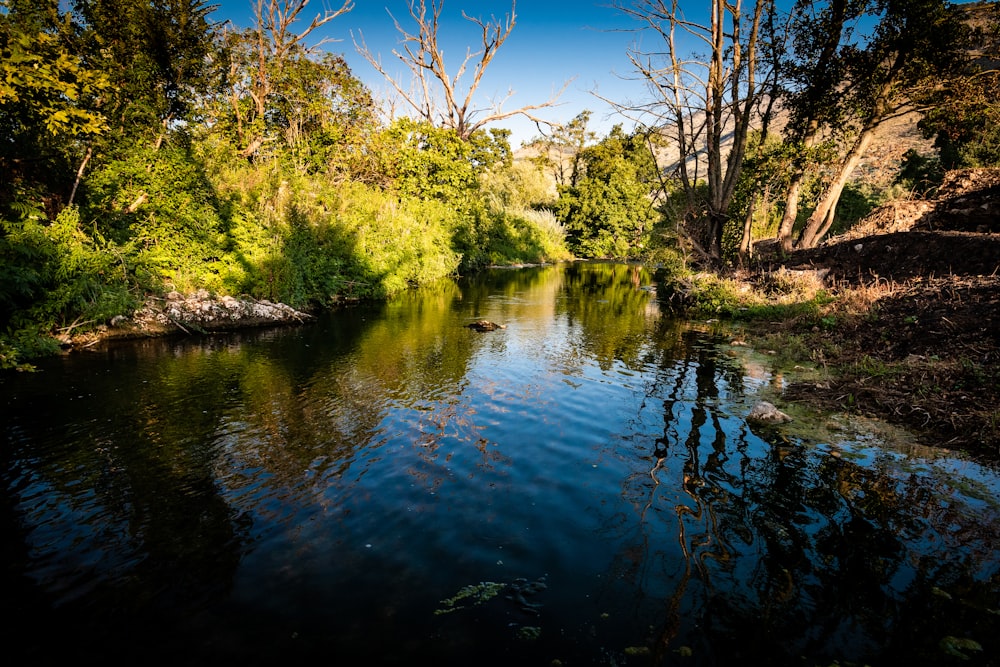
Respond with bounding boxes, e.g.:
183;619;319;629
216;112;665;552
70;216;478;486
210;161;463;303
209;25;378;170
0;205;137;360
83;142;230;294
383;119;511;205
0;6;109;209
555;125;660;259
457;207;571;269
0;30;108;137
658;268;834;321
76;0;217;142
895;149;945;195
921;64;1000;169
830;182;880;235
724;132;797;257
479;160;557;211
328;182;461;298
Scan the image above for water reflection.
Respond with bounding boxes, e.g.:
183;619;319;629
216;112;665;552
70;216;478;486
1;262;998;666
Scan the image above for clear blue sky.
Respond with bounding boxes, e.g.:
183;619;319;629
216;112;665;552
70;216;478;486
209;0;653;147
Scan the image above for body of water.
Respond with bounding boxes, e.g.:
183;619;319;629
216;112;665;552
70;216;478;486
2;262;998;666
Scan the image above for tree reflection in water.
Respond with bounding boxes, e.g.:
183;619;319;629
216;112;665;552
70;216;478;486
2;262;997;666
612;319;1000;665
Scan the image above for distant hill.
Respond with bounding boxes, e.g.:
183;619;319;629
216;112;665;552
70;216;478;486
515;103;935;196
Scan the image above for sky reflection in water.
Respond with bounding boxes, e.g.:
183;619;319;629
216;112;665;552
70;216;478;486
2;262;998;666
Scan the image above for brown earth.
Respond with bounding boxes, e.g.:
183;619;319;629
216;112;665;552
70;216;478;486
747;169;1000;461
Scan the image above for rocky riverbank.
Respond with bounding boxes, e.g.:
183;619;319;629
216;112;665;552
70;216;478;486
63;289;314;348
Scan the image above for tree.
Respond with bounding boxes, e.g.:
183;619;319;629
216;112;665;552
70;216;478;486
382;117;511;204
617;0;776;259
75;0;218;147
354;0;566;140
555;125;660;258
528;110;598;188
218;0;354;158
916;1;1000;170
0;0;108;212
790;0;972;249
773;0;866;252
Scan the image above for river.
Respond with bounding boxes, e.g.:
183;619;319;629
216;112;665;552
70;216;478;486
2;262;998;666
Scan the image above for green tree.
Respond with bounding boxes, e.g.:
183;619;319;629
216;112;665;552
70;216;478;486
916;1;1000;170
773;0;868;252
555;125;660;258
382;118;511;204
213;0;355;159
75;0;217;147
0;0;108;212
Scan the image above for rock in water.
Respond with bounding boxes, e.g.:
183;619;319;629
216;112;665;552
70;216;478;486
467;320;506;332
747;401;792;424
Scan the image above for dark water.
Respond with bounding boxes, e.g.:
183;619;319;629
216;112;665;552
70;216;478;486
2;262;998;666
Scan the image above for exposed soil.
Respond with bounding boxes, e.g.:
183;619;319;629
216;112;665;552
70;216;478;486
747;169;1000;461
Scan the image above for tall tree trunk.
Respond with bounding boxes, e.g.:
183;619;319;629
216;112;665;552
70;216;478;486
705;0;725;257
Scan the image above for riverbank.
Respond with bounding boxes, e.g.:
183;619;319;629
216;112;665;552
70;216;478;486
668;172;1000;461
59;289;315;349
738;269;999;461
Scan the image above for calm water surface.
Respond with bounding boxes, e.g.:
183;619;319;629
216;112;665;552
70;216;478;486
2;262;998;666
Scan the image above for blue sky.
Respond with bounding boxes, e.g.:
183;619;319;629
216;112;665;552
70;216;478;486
209;0;654;147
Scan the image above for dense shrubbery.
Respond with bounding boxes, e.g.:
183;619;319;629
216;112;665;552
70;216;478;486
0;120;572;364
555;126;661;259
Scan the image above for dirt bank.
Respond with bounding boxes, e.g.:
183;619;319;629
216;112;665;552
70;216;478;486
746;170;1000;461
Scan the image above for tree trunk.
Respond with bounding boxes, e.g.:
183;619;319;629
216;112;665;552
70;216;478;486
738;192;756;263
776;176;803;252
777;118;822;252
796;126;876;248
68;145;93;207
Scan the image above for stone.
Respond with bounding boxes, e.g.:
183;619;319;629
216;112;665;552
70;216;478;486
747;401;792;424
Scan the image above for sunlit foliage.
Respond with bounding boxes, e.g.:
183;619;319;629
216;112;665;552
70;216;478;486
555;126;661;259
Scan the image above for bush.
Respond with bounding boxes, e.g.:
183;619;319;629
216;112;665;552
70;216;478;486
0;205;138;360
84;143;231;295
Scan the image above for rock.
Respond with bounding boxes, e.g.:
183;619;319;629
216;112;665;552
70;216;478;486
467;320;506;332
747;401;792;424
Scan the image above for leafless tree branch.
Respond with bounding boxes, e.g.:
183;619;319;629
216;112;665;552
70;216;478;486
354;0;567;139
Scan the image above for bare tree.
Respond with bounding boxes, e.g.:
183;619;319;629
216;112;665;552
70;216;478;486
354;0;567;140
233;0;353;157
616;0;775;259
